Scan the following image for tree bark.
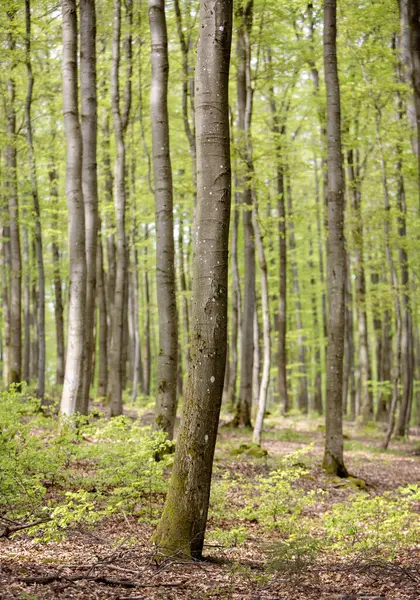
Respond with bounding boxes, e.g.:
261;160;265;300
149;0;178;438
151;0;232;558
79;0;99;414
237;0;255;428
407;0;420;205
109;0;132;416
25;0;46;398
322;0;348;477
60;0;87;416
6;9;22;386
96;221;108;398
49;163;65;386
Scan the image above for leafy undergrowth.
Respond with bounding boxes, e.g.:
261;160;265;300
1;389;420;599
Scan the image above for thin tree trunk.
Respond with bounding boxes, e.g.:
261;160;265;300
49;163;65;386
347;147;373;422
322;0;348;477
60;0;87;416
149;0;178;438
237;0;255;428
151;0;232;558
252;307;260;409
143;225;152;396
342;249;354;419
22;226;31;384
407;0;420;205
311;160;323;414
252;209;271;446
25;0;45;398
79;0;99;414
96;221;108;398
6;9;22;386
1;223;11;386
287;173;309;413
109;0;132;416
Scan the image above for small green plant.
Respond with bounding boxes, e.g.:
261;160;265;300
324;484;420;558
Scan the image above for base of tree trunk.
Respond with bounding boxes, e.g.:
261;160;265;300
322;451;349;478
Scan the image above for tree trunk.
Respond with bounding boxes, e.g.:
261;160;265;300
25;0;45;398
1;223;11;387
49;163;65;386
151;0;232;558
237;0;255;428
347;147;373;422
60;0;87;416
22;226;31;384
287;173;309;413
79;0;99;414
149;0;178;438
252;208;271;446
109;0;132;416
143;225;152;396
96;222;108;398
6;9;22;387
407;0;420;205
342;249;354;419
322;0;348;477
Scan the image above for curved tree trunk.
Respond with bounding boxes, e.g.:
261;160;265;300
322;0;348;477
149;0;178;438
151;0;232;558
60;0;86;416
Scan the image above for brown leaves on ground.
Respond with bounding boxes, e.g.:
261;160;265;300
1;418;419;600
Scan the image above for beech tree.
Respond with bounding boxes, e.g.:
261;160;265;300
149;0;178;439
60;0;86;416
322;0;348;477
152;0;233;558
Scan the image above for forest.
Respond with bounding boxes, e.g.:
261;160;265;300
0;0;420;598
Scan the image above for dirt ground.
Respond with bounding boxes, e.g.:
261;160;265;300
1;418;419;600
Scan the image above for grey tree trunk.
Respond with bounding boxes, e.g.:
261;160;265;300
347;147;373;422
149;0;178;438
1;222;11;387
49;163;65;386
96;221;108;398
109;0;132;416
79;0;99;414
6;10;22;387
322;0;348;477
22;226;31;384
287;174;309;413
25;0;45;398
151;0;232;558
236;0;255;428
61;0;87;416
407;0;420;205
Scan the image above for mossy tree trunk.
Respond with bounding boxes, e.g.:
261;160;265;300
151;0;232;559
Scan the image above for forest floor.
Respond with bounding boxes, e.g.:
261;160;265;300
1;410;420;600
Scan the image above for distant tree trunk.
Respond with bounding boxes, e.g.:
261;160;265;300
310;160;323;414
149;0;178;438
376;306;392;421
61;0;87;416
178;215;190;379
322;0;348;477
267;50;289;415
237;0;255;428
343;250;354;419
395;91;413;437
49;163;65;386
407;0;420;204
30;256;39;383
6;9;22;387
79;0;99;414
143;225;152;396
1;223;11;386
252;307;260;408
96;222;108;398
22;226;31;384
252;208;271;446
287;173;308;413
25;0;45;398
347;147;373;422
151;0;232;558
109;0;132;416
